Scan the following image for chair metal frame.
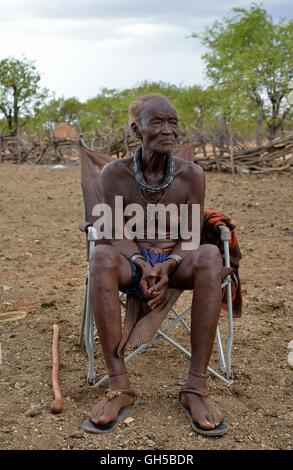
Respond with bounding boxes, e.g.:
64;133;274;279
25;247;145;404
78;224;234;388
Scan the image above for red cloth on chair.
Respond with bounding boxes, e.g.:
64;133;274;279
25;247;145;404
202;210;242;318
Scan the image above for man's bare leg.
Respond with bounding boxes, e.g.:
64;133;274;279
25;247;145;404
171;244;224;430
88;245;135;425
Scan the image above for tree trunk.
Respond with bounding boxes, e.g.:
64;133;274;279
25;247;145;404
229;124;235;174
267;122;281;141
13;85;19;130
16;126;21;162
212;141;217;158
256;108;263;146
7;109;13;130
217;114;227;172
0;131;2;163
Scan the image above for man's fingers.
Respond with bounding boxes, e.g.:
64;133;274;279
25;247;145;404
148;276;168;294
140;278;159;298
149;290;161;298
147;292;166;309
141;264;166;298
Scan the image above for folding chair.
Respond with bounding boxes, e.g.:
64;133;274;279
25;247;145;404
78;142;235;388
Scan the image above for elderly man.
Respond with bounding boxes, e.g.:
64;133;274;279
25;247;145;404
85;94;228;436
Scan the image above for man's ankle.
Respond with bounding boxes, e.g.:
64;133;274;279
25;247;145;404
185;369;208;395
108;369;130;389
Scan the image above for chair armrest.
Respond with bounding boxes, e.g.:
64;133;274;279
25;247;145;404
79;220;92;233
217;224;231;241
87;226;98;241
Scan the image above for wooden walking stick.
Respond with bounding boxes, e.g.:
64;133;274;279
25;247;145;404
50;324;64;414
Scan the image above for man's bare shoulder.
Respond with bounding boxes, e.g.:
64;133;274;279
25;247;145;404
173;156;205;182
100;156;133;180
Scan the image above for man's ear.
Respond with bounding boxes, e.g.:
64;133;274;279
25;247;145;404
131;122;142;140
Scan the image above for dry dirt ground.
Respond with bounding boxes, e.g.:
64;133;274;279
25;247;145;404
0;163;292;450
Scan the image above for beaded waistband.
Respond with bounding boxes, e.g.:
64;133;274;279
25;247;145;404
147;247;173;254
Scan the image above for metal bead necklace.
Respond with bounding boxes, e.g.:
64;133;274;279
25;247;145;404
133;146;174;194
133;146;174;224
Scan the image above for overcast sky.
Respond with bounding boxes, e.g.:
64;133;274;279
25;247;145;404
0;0;292;101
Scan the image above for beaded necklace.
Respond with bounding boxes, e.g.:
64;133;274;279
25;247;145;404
133;146;174;194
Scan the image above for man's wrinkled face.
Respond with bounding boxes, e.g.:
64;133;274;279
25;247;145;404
137;98;180;154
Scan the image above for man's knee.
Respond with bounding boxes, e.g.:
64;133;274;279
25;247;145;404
89;245;119;275
192;244;222;274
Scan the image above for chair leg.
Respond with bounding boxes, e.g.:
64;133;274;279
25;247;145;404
78;274;88;347
216;325;226;374
225;276;234;379
223;239;234;380
171;306;191;333
84;270;96;385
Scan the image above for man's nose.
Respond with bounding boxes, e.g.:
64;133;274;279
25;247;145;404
161;122;173;134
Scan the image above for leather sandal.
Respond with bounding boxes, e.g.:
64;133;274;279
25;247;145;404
179;388;229;437
81;388;138;434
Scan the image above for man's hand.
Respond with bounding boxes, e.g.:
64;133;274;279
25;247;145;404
145;259;177;310
134;258;177;310
137;262;158;300
146;264;168;310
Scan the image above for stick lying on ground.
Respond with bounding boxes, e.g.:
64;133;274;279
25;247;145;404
50;324;64;414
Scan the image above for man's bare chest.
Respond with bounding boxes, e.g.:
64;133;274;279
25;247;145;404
121;176;190;208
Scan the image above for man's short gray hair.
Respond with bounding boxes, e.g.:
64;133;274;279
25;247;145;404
128;93;173;127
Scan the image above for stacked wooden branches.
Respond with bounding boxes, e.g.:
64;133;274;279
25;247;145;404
91;126;293;174
91;125;140;158
197;132;293;174
0;133;79;165
1;126;292;174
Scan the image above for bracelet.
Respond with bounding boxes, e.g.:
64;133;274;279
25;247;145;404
165;254;183;267
128;253;145;264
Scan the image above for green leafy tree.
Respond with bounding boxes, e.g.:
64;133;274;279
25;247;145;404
81;88;128;132
128;81;206;131
79;82;212;135
0;56;48;133
193;4;293;139
35;96;83;129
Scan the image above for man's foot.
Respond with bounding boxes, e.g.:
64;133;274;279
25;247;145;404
180;392;224;430
89;389;136;425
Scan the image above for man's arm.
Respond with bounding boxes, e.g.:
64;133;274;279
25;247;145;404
100;162;141;259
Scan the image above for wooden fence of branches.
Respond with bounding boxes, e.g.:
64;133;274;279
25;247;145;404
0;125;292;174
